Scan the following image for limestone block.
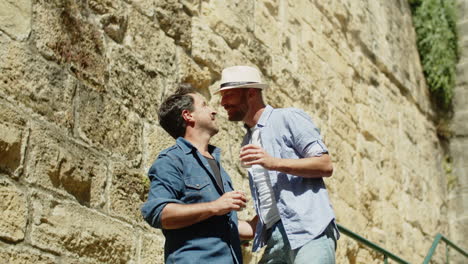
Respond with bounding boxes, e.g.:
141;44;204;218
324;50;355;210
402;222;430;263
175;47;212;91
0;123;23;174
0;100;27;128
89;0;121;15
360;158;382;202
305;28;351;80
32;0;107;89
201;0;254;35
155;0;192;49
458;20;468;41
124;0;155;17
458;37;468;63
326;132;359;182
457;62;468;88
329;107;358;148
333;198;368;233
0;36;75;131
30;191;135;263
372;202;404;248
200;0;255;54
356;104;389;146
109;162;148;222
452;85;468;112
253;0;282;53
75;85;142;163
334;167;360;208
25;122;107;208
108;46;166;120
0;245;55;264
125;8;177;78
451;110;468;135
191;17;247;74
143;122;175;172
235;38;272;79
0;0;31;40
0;177;27;242
452;166;468;188
88;0;128;43
140;231;165;264
327;77;356;123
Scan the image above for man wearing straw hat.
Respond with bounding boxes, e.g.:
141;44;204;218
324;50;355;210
219;66;339;264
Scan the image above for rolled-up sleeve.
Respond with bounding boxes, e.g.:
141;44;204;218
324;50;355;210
287;109;328;157
141;154;185;229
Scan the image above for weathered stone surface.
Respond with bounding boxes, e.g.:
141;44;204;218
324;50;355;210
143;122;174;172
32;0;108;89
125;8;177;77
452;110;468;135
0;0;464;263
75;84;142;163
0;244;55;264
25;122;107;208
0;123;23;174
123;0;155;17
0;0;31;40
108;46;165;120
30;191;135;263
0;177;27;242
192;17;247;74
176;47;212;91
155;0;192;50
109;162;148;222
140;230;165;264
329;107;358;147
0;34;75;131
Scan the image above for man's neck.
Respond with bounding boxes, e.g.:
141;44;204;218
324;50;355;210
244;104;266;128
184;132;212;158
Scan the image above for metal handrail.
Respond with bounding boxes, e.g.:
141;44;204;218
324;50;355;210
422;233;468;264
337;224;411;264
337;224;467;264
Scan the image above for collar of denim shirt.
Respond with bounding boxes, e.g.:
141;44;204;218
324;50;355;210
175;137;221;158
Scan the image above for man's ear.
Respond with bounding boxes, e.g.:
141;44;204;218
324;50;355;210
182;109;193;123
247;88;257;99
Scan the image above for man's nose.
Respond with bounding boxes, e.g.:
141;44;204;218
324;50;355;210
220;96;227;106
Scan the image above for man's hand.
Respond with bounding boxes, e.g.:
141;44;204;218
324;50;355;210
239;144;333;178
211;191;247;216
161;190;247;229
240;144;278;170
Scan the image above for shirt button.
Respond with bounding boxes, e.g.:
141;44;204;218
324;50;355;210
196;184;200;187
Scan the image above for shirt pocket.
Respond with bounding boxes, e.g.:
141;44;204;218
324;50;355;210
183;177;212;203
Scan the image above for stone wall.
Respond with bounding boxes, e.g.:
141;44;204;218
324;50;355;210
0;0;463;263
449;0;468;262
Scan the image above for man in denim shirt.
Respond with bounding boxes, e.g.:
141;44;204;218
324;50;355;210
141;84;254;264
219;66;339;264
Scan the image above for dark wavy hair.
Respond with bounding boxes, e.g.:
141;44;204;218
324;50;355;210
158;83;197;139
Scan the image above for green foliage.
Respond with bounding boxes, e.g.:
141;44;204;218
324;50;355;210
410;0;458;109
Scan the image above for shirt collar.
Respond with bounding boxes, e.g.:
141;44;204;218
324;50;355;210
175;137;220;156
245;105;274;131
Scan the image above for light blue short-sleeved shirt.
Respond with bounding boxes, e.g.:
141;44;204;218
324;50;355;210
243;105;339;252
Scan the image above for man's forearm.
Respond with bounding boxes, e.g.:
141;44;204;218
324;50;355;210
161;190;247;229
160;202;216;230
270;154;333;178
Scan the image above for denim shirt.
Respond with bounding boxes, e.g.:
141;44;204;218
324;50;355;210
141;137;242;264
243;105;339;252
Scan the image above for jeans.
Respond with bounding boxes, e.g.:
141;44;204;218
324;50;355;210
259;221;337;264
